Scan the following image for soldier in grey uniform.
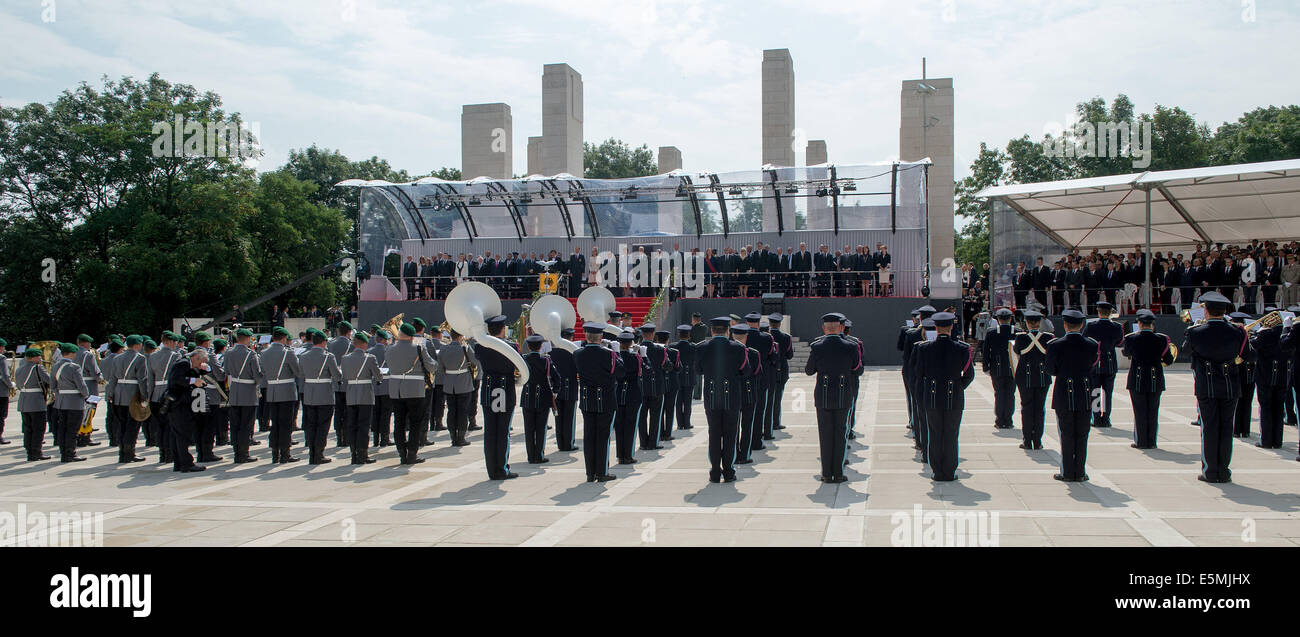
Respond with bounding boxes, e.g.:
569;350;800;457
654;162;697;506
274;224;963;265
0;338;10;446
52;342;90;462
261;326;303;463
147;331;183;461
210;338;231;445
327;321;355;447
110;335;151;463
298;328;342;464
15;348;52;460
342;332;384;464
100;338;120;447
369;329;393;447
385;322;437;465
222;328;264;463
411;318;442;444
73;334;102;447
437;328;478;447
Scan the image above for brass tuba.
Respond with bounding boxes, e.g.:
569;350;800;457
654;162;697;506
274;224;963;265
445;281;528;385
31;341;61;405
1244;310;1283;332
577;285;621;339
529;294;578;353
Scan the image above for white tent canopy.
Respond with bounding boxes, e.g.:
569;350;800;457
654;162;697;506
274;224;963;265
976;158;1300;249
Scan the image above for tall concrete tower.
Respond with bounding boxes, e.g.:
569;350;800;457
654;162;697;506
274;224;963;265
762;49;795;232
460;103;512;180
657;146;684;233
900;76;955;296
542;63;584;177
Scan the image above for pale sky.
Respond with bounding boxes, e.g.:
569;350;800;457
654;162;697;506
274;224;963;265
2;0;1296;180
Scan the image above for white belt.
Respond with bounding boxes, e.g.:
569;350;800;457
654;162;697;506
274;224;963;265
305;379;332;384
387;374;424;380
229;378;256;384
58;390;81;395
19;388;42;394
118;380;139;384
444;369;468;375
346;380;373;385
266;379;294;385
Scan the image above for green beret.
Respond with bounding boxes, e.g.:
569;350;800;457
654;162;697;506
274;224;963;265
58;342;78;354
109;335;123;345
337;321;353;332
125;335;143;346
144;339;157;348
353;332;370;344
76;334;93;343
0;338;7;347
272;326;291;338
235;328;254;337
212;338;227;347
193;331;211;343
370;324;382;332
24;347;42;358
376;329;390;340
399;322;416;336
411;318;427;329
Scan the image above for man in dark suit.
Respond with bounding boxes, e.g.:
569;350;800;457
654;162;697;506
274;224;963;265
1183;292;1255;483
1046;309;1099;482
568;247;586;297
1050;262;1067;313
793;242;813;296
1031;257;1052;307
697;317;747;482
402;256;418;300
1013;263;1031;308
806;313;863;483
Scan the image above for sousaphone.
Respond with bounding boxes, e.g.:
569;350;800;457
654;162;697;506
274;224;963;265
529;294;578;353
444;281;529;385
577;285;621;339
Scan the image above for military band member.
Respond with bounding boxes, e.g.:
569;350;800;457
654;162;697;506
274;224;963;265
260;327;303;463
166;349;208;473
549;327;580;451
1082;301;1124;428
697;317;746;482
982;308;1017;430
369;329;393;447
1183;292;1255;483
387;322;437;465
341;332;383;464
913;312;975;481
1251;313;1295;448
841;319;865;439
637;324;670;450
576;323;623;482
768;313;794;432
327;321;355;447
805;313;861;483
223;328;264;464
1013;309;1052;450
15;348;52;460
419;319;447;436
1228;313;1257;438
437;328;478;448
101;338;121;447
474;314;520;480
745;313;780;442
148;331;182;461
614;331;644;465
689;312;707;401
72;334;102;448
1120;309;1177;449
1046;310;1099;482
520;334;560;464
191;331;225;462
673;325;696;431
656;330;681;440
209;337;231;446
299;328;342;464
0;338;9;445
50;343;88;462
901;306;937;448
732;323;761;464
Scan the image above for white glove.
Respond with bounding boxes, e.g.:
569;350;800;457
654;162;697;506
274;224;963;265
1286;316;1295;329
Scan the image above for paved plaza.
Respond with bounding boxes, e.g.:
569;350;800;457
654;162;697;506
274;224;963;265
2;368;1299;547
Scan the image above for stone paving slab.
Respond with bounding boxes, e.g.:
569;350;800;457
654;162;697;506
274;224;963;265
2;369;1298;547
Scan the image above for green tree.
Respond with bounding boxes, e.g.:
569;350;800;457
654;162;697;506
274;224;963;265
583;138;656;179
1210;105;1300;165
954;143;1005;266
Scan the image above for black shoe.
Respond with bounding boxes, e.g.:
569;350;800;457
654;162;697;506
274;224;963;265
61;456;86;463
0;438;10;445
380;438;392;446
281;456;300;463
1033;442;1043;450
828;475;848;484
723;475;737;483
181;465;206;473
528;458;550;464
310;457;332;465
29;455;52;461
1078;474;1089;482
1053;474;1067;481
762;434;775;441
122;456;147;463
1130;443;1141;449
773;424;786;430
1019;443;1031;449
617;458;636;465
735;458;754;464
586;475;596;482
468;425;481;431
235;457;257;464
251;440;263;446
596;474;616;482
198;455;223;463
216;438;230;446
709;475;721;483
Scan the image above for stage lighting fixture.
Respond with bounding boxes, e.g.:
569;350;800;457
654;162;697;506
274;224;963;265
519;194;533;203
675;185;688;198
842;181;857;192
815;188;828;197
469;196;481;205
621;186;638;200
728;186;742;196
784;185;798;194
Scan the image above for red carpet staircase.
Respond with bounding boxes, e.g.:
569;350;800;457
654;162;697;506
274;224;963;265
569;296;657;333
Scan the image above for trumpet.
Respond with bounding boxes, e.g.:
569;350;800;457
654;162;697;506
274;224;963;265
1244;310;1283;332
1180;303;1206;325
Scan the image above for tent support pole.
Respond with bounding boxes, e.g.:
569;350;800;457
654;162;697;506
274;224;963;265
1144;186;1152;307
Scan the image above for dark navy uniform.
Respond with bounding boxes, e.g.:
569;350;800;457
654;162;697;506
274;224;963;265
1120;322;1176;449
982;317;1017;429
769;316;794;431
733;326;762;463
549;333;580;451
1232;317;1257;438
1082;314;1124;427
1046;325;1099;481
575;327;624;481
520;342;561;464
638;333;671;450
1182;303;1255;482
474;320;521;480
805;316;862;483
696;320;747;482
672;328;696;430
744;315;779;441
1251;322;1295;447
1013;324;1053;449
658;333;682;439
914;317;975;481
614;335;645;465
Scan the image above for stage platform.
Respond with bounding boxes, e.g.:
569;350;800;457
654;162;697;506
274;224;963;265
2;369;1296;547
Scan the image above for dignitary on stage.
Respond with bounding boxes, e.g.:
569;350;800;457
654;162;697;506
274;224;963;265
1120;309;1177;449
